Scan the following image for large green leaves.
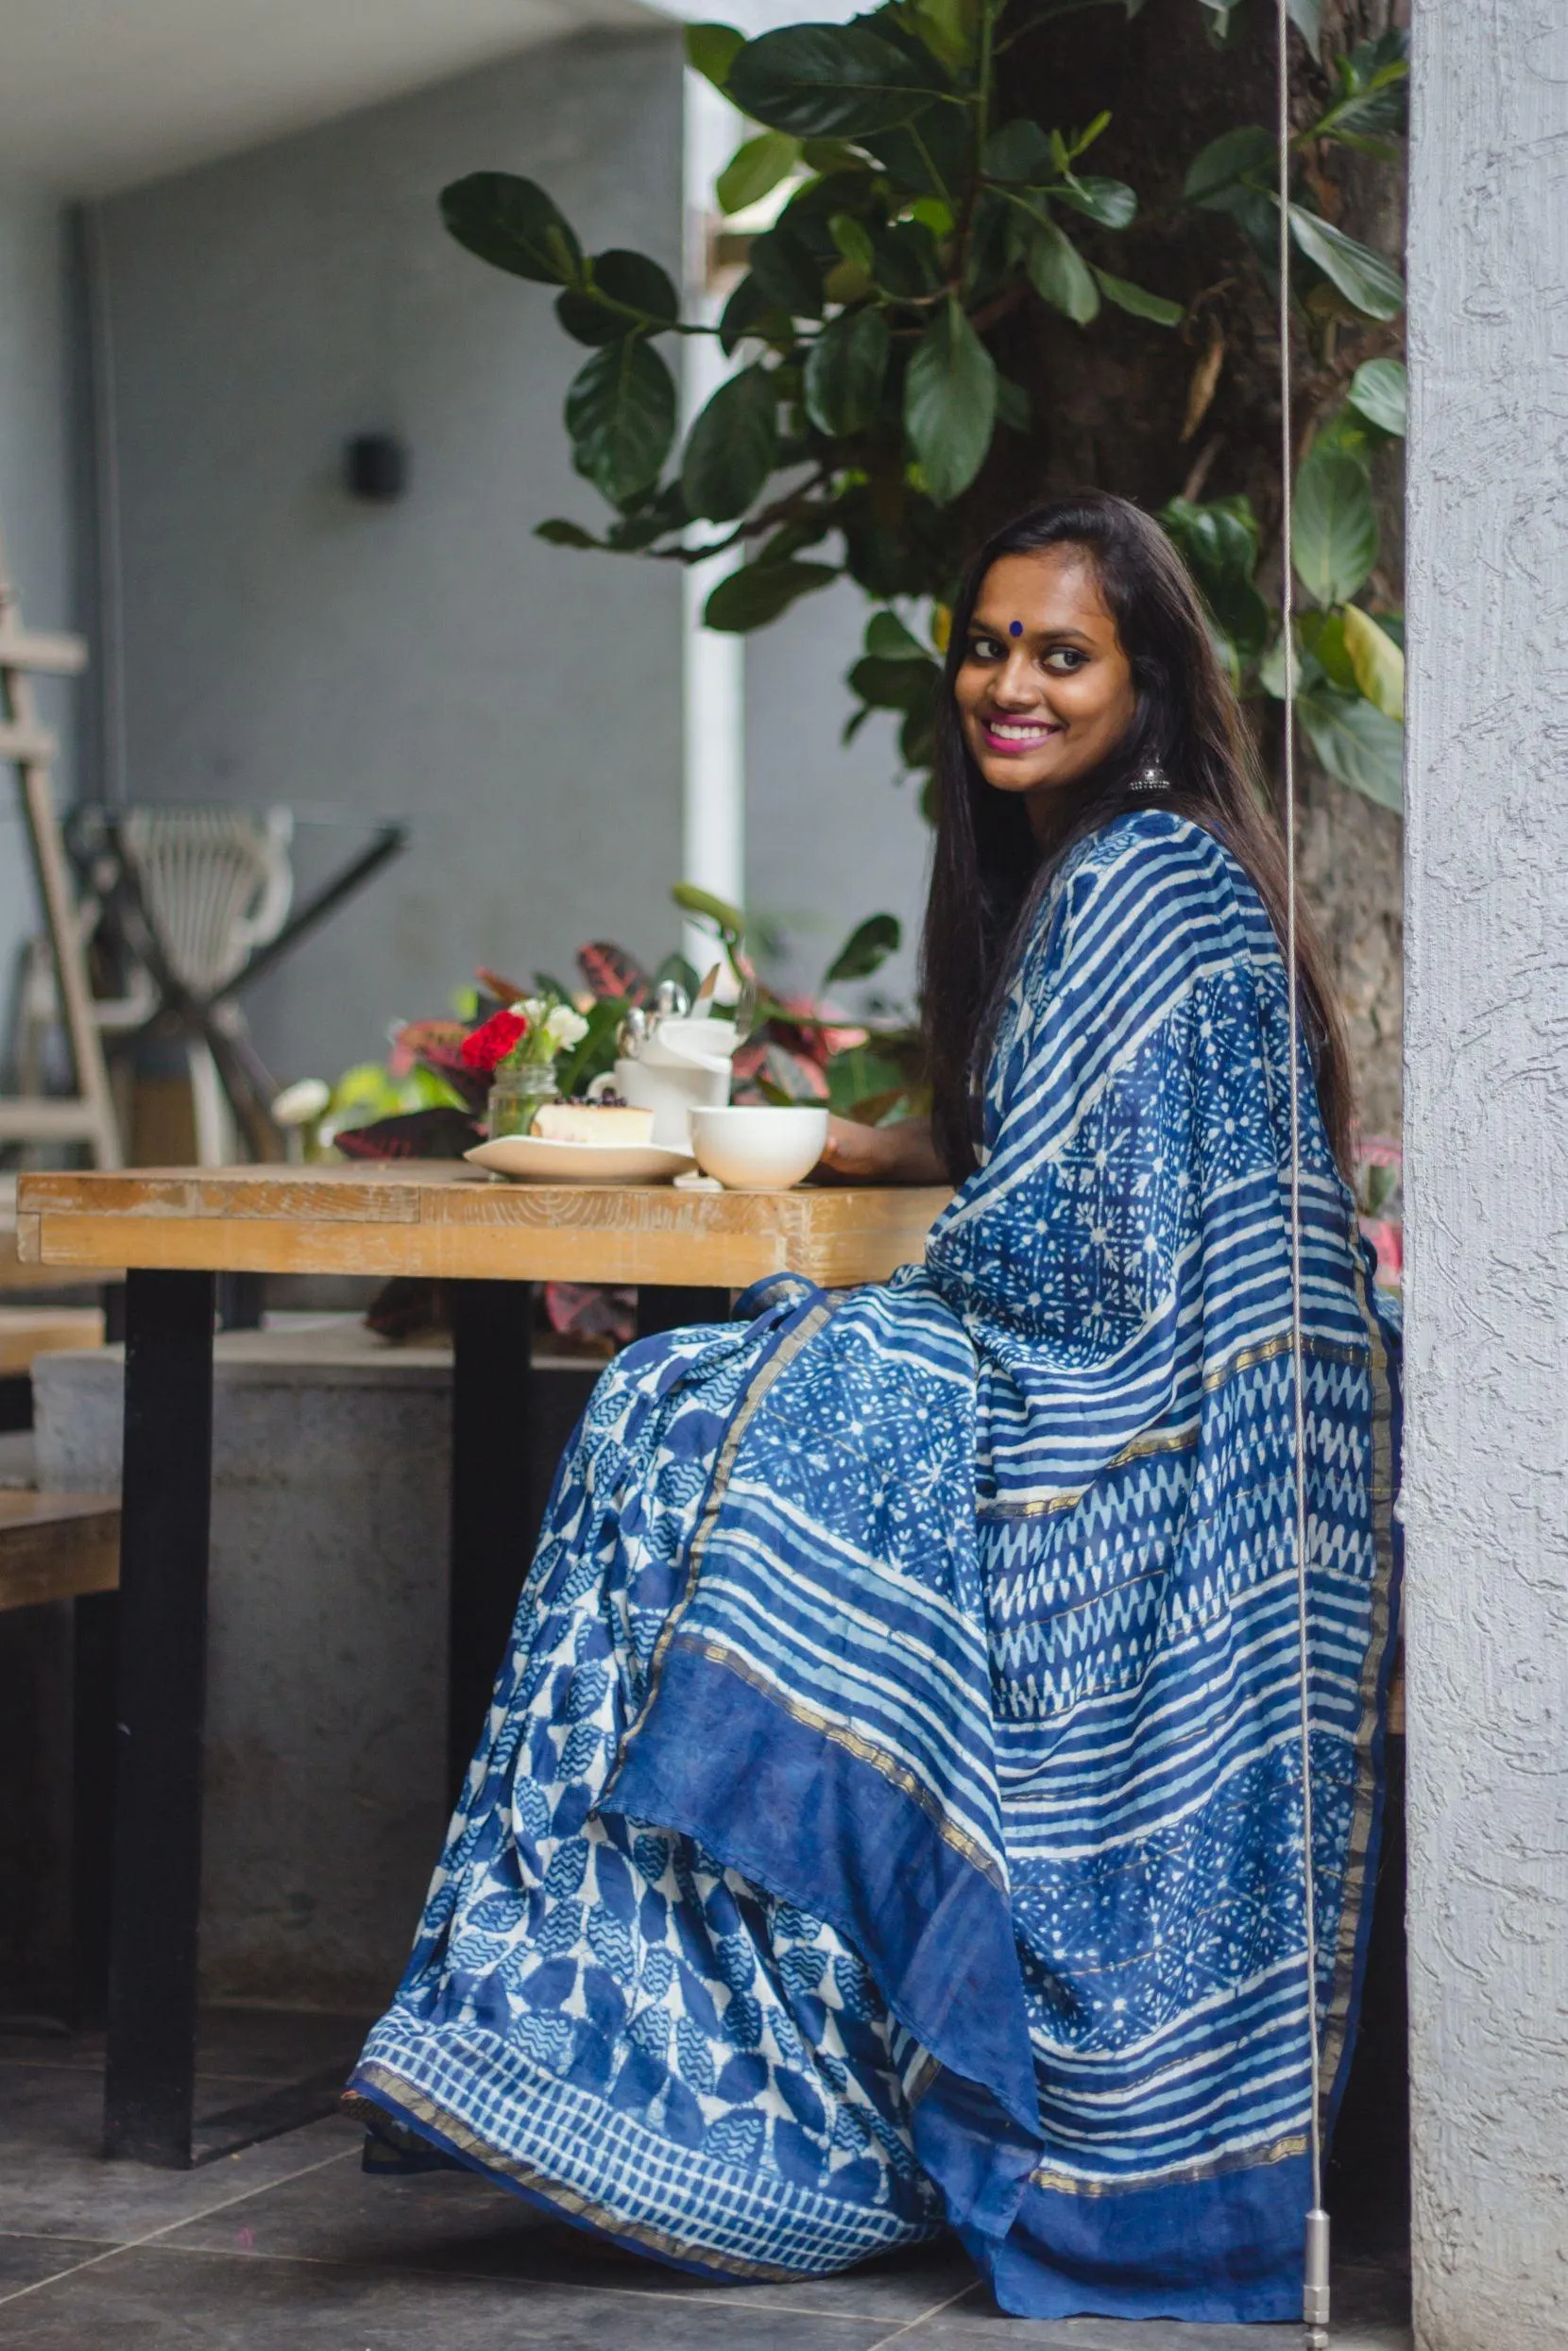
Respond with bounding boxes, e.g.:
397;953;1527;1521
704;558;839;633
1027;218;1099;323
1159;495;1270;657
565;340;676;505
824;911;902;983
716;132;801;217
441;173;581;285
1347;356;1406;436
1093;267;1182;326
1292;445;1379;605
685;22;744;93
555;250;678;346
1184;126;1275;210
681;366;779;523
728;22;947;142
1296;685;1404;810
904;297;997;505
805;307;891;436
1340;604;1405;720
1288;207;1404;320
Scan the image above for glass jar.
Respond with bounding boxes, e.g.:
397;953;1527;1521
486;1060;558;1140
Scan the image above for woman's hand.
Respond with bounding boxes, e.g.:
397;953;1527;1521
814;1114;946;1185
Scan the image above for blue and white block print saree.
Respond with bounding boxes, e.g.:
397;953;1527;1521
351;809;1401;2322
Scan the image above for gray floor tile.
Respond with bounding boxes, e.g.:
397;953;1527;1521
0;2244;896;2348
168;2150;976;2316
0;2005;370;2087
893;2293;1411;2349
0;2069;359;2242
0;2238;115;2292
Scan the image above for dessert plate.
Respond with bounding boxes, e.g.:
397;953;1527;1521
464;1136;696;1184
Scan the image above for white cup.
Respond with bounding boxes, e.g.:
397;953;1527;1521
689;1104;828;1191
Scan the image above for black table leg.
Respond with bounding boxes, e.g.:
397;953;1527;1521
448;1281;535;1802
104;1269;215;2167
634;1286;733;1341
72;1588;118;2029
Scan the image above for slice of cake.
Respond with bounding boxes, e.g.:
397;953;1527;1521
531;1099;656;1146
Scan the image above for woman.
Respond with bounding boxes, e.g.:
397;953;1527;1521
349;493;1401;2324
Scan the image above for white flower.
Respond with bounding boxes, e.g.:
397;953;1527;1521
271;1078;331;1127
544;1002;589;1050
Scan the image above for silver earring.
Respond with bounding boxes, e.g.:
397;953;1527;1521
1131;761;1168;793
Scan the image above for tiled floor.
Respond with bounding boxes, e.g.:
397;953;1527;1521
0;2013;1413;2349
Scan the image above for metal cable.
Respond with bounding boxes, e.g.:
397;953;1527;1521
1275;4;1331;2343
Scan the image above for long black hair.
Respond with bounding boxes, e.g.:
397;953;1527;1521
918;490;1355;1183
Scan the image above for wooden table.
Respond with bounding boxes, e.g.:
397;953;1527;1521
16;1163;947;2170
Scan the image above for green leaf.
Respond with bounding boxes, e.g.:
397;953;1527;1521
1054;175;1138;229
727;22;946;142
1159;495;1269;656
703;559;839;633
716;131;802;217
1287;0;1321;46
864;609;929;660
748;223;825;319
868;217;942;299
555;248;678;344
804;306;891;436
1183;125;1275;208
1340;604;1406;720
824;911;902;984
905;0;981;74
717;272;779;356
440;173;583;286
672;880;746;939
681;365;779;523
981;120;1055;181
1296;685;1404;810
904;297;997;505
848;653;940;709
1027;218;1099;323
1288;207;1404;321
1299;608;1358;692
685;22;745;92
828;213;876;273
996;374;1031;432
564;339;676;505
1292;444;1379;605
1092;266;1183;326
1347;356;1407;436
535;519;603;549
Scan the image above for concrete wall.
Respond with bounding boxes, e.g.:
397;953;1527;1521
1403;5;1568;2345
745;580;929;1013
94;30;689;1089
0;180;81;1066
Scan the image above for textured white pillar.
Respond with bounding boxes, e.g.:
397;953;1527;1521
680;70;744;969
1404;7;1568;2347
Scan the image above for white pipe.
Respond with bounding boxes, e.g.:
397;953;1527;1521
679;70;745;972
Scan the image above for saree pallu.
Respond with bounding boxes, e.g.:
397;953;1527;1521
351;810;1402;2322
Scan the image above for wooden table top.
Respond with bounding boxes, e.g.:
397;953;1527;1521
15;1164;951;1289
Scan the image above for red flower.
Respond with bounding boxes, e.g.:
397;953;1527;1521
459;1008;528;1072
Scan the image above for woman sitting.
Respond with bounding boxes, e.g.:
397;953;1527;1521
349;491;1401;2325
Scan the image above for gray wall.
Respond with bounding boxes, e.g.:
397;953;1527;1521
95;30;687;1088
1404;5;1568;2346
746;579;929;1014
0;180;80;1065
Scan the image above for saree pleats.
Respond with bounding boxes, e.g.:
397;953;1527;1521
352;810;1401;2320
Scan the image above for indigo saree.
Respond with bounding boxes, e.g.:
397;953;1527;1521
351;809;1401;2322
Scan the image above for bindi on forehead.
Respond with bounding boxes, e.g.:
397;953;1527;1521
1009;621;1024;637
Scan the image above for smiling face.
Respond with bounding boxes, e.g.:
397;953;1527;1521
953;547;1138;843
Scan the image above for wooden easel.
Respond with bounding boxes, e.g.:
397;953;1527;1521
0;517;121;1167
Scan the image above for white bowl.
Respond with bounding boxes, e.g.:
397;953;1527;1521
689;1104;828;1192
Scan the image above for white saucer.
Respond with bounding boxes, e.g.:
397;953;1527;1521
464;1136;697;1184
